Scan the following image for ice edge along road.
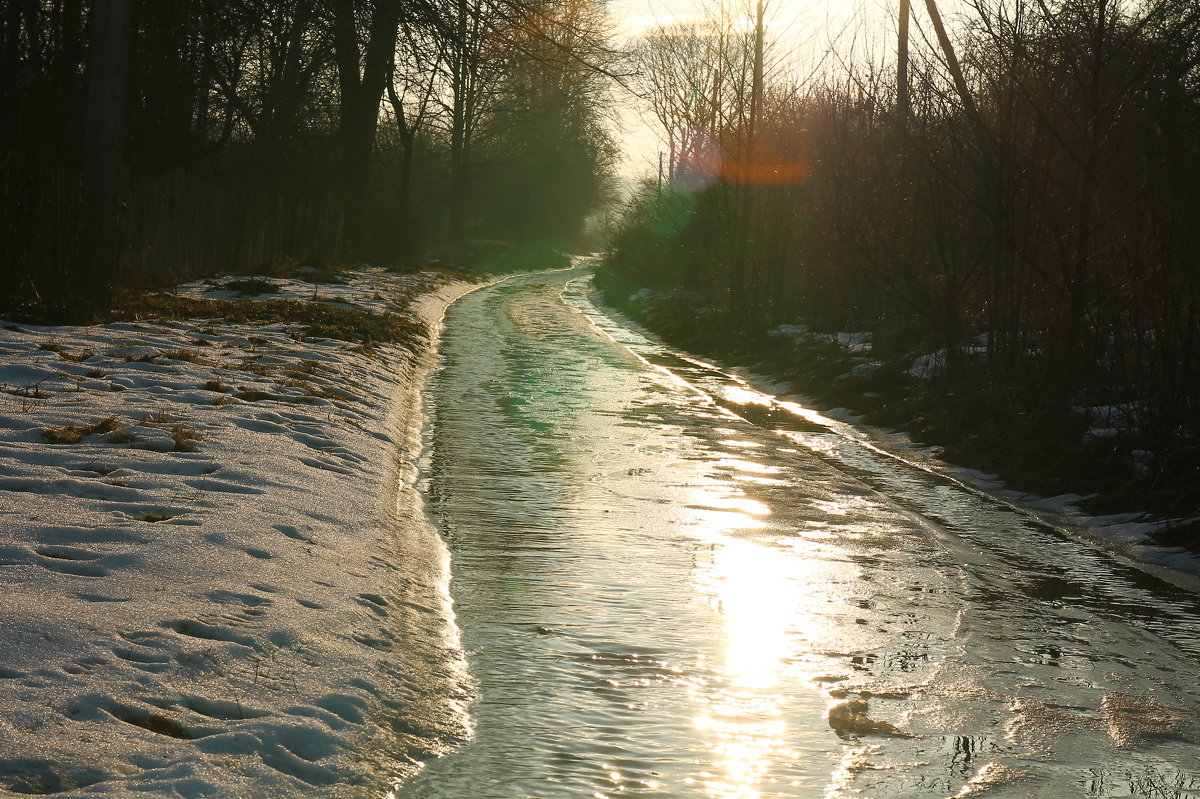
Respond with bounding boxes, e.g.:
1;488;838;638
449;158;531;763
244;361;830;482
400;265;1200;799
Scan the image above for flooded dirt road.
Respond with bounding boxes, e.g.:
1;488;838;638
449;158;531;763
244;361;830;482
396;267;1200;798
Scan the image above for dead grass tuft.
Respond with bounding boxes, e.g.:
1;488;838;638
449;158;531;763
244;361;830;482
6;383;49;399
170;425;203;452
294;266;351;285
284;360;322;380
210;278;281;296
42;416;125;444
234;389;276;403
160;349;208;364
58;348;96;362
239;360;274;376
112;293;425;346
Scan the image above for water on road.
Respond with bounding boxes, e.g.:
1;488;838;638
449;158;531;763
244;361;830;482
396;267;1200;798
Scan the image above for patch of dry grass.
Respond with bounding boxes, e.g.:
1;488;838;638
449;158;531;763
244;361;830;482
113;293;425;347
233;389;277;403
210;278;280;296
58;348;96;362
42;416;125;444
170;425;203;452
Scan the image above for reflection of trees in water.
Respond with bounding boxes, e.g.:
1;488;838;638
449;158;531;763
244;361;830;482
1085;765;1200;798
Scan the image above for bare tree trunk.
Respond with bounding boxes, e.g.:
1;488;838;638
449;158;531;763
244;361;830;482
731;0;766;325
333;0;400;258
897;0;911;119
447;0;482;246
923;0;984;135
80;0;131;318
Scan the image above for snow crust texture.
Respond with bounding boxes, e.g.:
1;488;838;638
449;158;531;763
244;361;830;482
0;271;474;797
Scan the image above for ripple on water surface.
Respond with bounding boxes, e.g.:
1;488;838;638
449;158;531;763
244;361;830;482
396;270;1200;799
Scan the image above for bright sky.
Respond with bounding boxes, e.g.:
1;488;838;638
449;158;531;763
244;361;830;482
604;0;968;182
606;0;697;181
604;0;871;181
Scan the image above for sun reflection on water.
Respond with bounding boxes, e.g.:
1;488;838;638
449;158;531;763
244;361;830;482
688;489;842;798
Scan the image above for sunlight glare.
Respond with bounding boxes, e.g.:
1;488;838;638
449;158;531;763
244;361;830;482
688;523;841;797
722;385;775;407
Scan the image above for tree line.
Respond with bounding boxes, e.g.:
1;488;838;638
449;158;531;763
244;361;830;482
1;0;616;318
604;0;1200;508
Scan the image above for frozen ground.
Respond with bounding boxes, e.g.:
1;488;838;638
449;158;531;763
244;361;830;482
0;270;476;797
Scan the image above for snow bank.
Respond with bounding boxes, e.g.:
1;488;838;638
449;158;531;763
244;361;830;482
765;324;872;354
907;349;946;378
0;270;476;797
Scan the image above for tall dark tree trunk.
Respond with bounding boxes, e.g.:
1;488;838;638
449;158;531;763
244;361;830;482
897;0;911;119
80;0;132;318
923;0;985;136
332;0;400;258
385;75;420;252
447;0;472;246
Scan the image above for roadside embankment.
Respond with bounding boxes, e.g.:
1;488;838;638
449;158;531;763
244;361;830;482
0;269;476;797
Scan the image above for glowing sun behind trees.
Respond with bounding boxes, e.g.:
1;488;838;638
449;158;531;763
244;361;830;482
615;0;816;188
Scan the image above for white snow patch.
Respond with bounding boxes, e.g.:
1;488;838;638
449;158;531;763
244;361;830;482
0;269;478;797
1083;426;1120;444
838;361;882;381
766;323;807;339
907;349;946;378
834;331;871;352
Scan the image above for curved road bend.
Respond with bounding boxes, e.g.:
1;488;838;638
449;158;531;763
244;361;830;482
397;266;1200;799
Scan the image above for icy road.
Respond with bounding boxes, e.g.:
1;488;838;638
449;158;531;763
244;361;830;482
399;266;1200;798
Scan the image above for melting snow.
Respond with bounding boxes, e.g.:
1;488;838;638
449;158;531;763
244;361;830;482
0;270;476;797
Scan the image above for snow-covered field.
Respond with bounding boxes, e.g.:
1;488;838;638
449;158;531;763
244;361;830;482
0;270;476;797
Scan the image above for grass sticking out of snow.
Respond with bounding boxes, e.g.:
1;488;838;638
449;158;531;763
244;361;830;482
210;278;282;297
169;425;203;452
42;416;125;444
112;293;426;347
0;268;481;797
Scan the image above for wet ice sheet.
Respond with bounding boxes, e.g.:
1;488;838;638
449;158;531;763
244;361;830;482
401;268;1200;799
